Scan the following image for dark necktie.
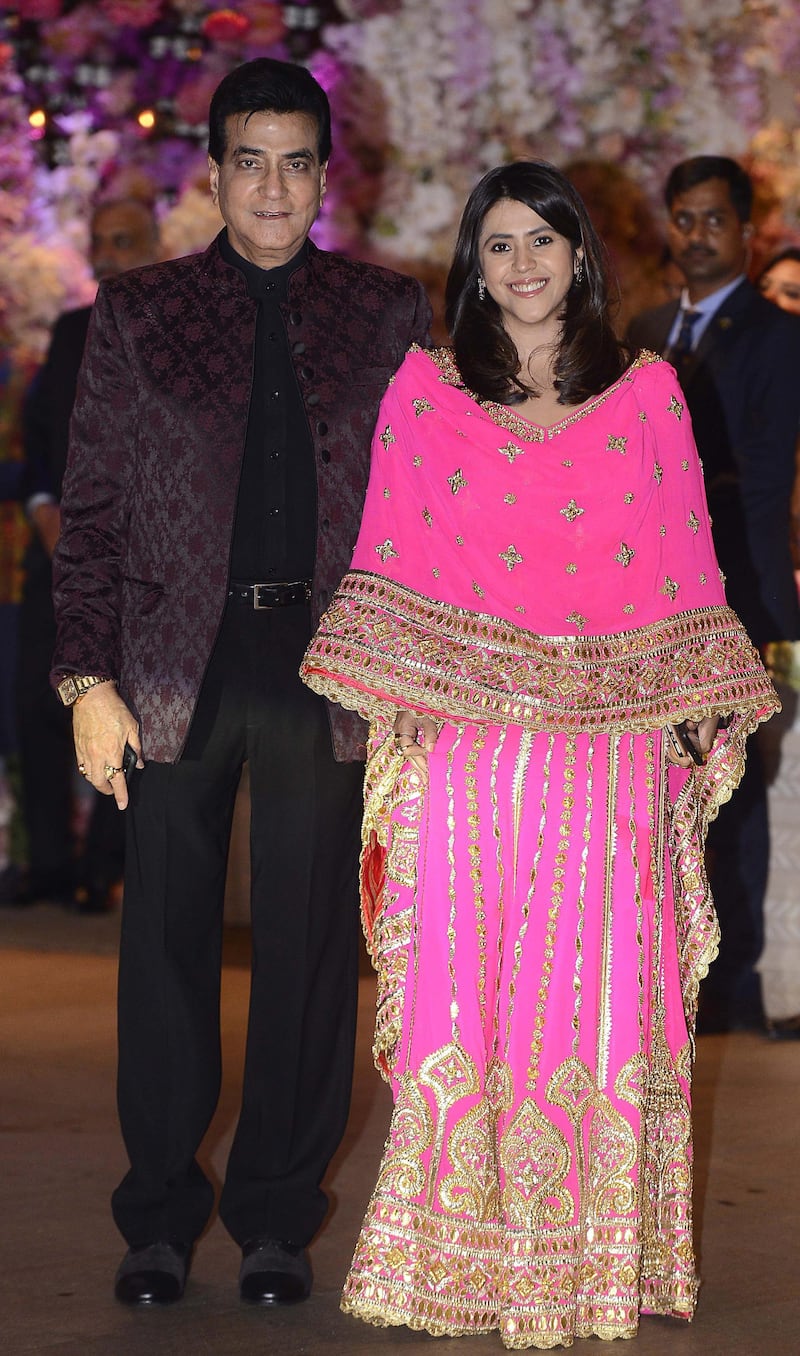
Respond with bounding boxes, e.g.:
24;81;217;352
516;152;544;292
669;308;700;361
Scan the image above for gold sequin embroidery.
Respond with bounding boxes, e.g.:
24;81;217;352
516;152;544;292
560;498;584;523
499;544;524;571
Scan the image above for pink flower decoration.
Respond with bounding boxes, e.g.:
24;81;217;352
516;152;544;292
202;9;251;45
240;0;286;47
99;0;164;26
17;0;63;20
174;69;220;127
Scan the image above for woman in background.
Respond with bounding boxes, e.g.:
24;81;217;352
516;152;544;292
756;245;800;315
302;162;776;1349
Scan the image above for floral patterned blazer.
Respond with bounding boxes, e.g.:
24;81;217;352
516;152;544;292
51;236;431;763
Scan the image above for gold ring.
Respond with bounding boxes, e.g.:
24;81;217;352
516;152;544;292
104;764;123;780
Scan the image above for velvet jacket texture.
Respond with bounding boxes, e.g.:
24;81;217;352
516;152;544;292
627;279;800;647
51;235;431;763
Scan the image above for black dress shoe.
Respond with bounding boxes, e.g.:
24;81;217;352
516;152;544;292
239;1238;312;1305
765;1013;800;1040
114;1241;191;1305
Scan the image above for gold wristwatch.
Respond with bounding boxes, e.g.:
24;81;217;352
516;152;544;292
57;674;113;707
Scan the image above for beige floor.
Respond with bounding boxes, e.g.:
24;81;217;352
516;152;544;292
0;904;798;1355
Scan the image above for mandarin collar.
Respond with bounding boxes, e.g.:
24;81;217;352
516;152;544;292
217;229;310;301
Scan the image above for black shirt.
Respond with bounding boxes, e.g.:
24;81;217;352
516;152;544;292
219;230;316;583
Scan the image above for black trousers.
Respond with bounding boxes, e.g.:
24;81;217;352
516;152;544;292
111;603;363;1248
702;738;768;1028
16;567;124;893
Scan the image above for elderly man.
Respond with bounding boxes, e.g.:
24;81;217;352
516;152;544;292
628;155;800;1035
0;199;159;914
51;59;430;1306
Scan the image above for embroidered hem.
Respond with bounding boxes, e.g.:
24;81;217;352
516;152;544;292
301;572;777;736
341;1197;695;1350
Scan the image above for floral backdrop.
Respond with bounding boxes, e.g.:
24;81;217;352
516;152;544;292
1;0;800;359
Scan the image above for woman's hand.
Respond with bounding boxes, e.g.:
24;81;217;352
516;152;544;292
393;709;439;785
664;716;721;767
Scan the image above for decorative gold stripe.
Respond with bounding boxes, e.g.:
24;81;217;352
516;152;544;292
464;727;488;1033
571;735;594;1056
511;730;534;895
508;736;553;1074
598;737;619;1089
489;725;507;1062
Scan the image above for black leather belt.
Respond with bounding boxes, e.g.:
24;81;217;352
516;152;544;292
228;580;312;609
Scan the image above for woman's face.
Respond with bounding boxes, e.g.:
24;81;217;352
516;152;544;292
478;198;580;349
758;257;800;315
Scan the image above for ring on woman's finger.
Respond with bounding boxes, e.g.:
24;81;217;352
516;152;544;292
104;764;123;781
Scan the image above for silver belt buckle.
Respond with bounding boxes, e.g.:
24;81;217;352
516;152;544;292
252;583;271;610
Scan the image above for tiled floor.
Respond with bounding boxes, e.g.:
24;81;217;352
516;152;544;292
1;906;798;1355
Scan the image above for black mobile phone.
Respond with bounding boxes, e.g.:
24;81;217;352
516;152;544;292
673;721;704;766
122;742;138;784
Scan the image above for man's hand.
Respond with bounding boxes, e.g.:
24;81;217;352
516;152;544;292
72;683;143;809
31;502;61;558
392;709;440;786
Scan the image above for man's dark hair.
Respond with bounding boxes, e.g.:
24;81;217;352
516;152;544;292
665;156;753;222
208;58;332;165
445;160;630;408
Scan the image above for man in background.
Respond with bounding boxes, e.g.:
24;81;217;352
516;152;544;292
0;199;159;911
628;155;800;1033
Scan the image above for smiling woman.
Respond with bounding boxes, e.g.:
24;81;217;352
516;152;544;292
301;160;778;1349
478;199;580;377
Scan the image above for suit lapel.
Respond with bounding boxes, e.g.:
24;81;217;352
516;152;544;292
687;279;752;371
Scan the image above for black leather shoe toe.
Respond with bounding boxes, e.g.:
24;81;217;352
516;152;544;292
239;1238;311;1305
114;1242;191;1305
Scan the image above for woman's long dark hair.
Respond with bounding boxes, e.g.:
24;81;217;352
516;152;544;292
445;161;631;406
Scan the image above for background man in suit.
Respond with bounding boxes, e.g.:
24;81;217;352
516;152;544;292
51;59;431;1308
627;155;800;1033
0;199;159;912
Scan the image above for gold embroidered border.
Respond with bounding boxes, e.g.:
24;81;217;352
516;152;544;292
421;344;661;440
302;571;778;738
342;1193;695;1349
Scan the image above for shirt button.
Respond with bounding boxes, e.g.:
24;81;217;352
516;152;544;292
270;390;280;401
270;449;280;460
269;507;280;517
322;517;330;530
307;392;320;407
289;311;302;325
292;341;306;355
316;420;328;435
301;366;314;380
321;448;331;464
268;331;278;342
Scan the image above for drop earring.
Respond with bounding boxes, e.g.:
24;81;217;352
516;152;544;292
477;275;486;301
574;257;584;284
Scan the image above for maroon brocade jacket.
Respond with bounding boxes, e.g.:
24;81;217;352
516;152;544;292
51;236;431;763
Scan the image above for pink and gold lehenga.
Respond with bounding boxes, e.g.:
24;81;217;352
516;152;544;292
301;346;777;1349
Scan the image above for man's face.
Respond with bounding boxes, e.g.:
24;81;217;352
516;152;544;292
208;110;326;269
667;177;750;300
90;202;158;281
